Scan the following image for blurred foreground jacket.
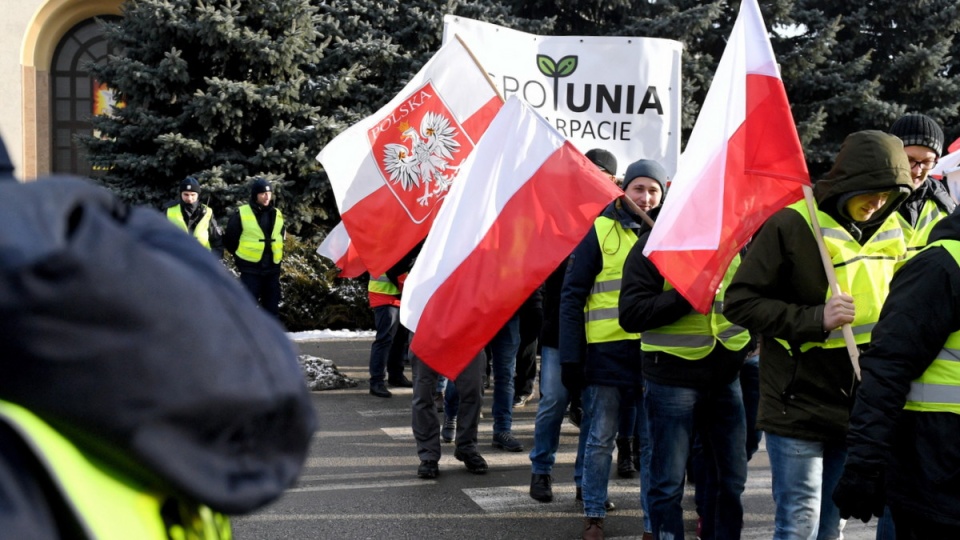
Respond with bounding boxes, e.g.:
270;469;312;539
0;164;317;538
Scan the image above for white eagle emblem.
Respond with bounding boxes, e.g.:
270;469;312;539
383;112;462;206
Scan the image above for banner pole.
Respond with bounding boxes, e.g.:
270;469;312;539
454;34;505;103
802;185;861;380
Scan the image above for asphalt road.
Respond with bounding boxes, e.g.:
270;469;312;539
232;338;878;540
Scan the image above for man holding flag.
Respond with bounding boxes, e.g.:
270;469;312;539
724;130;913;540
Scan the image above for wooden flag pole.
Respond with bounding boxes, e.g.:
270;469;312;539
802;185;861;380
454;34;505;103
619;195;656;228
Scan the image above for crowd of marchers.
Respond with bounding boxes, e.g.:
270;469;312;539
361;113;960;540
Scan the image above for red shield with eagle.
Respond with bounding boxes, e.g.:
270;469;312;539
367;82;474;224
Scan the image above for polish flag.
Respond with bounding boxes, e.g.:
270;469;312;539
317;37;502;277
316;222;366;278
400;97;623;379
642;0;810;314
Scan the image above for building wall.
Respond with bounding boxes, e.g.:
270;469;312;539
1;0;121;180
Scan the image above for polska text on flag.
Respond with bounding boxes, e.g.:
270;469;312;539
317;37;502;277
316;221;365;279
400;96;623;379
642;0;810;314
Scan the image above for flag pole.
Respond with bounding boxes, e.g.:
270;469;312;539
802;185;861;380
454;34;505;103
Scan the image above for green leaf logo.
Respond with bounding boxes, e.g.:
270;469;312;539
537;54;579;110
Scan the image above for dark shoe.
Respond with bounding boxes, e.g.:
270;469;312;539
616;437;637;478
576;487;616;512
433;392;444;413
513;393;531;408
492;431;524;452
529;473;553;502
454;449;488;474
417;459;438;479
388;376;413;388
441;417;456;443
642;531;653;540
582;517;604;540
569;406;583;429
369;384;392;398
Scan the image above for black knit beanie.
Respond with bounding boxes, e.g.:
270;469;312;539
179;176;200;193
889;114;944;157
585;148;618;176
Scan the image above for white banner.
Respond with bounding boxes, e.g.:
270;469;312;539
442;15;682;180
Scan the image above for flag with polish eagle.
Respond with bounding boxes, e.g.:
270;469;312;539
642;0;810;314
400;96;624;379
316;221;366;278
317;37;502;277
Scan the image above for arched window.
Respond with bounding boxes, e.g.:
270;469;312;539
50;17;119;176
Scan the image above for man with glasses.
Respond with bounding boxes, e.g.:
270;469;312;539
889;113;957;260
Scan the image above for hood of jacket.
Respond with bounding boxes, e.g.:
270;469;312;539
0;177;316;514
813;130;914;226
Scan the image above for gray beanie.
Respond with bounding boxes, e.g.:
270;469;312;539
623;159;668;193
889;113;944;157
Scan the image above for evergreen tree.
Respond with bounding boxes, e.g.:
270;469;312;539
80;0;326;236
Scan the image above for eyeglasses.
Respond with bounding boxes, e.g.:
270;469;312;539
909;158;937;171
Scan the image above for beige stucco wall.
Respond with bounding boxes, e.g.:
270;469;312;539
1;0;122;180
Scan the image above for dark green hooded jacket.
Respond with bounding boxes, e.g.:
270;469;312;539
724;130;913;442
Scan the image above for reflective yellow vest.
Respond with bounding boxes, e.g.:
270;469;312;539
904;239;960;415
0;400;231;540
641;255;750;360
167;205;214;250
584;216;640;344
780;200;905;353
236;205;283;264
368;274;400;296
898;199;946;262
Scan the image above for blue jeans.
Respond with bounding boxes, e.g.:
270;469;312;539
645;378;746;540
489;314;520;434
876;506;895;540
529;347;569;474
740;353;762;460
369;305;399;385
581;384;650;526
765;433;846;540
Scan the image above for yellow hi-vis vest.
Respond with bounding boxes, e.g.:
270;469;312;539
778;200;905;353
585;216;641;344
641;255;750;360
368;274;400;296
236;205;283;264
167;205;214;250
904;239;960;415
0;400;231;540
898;199;946;262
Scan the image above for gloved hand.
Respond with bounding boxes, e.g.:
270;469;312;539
832;464;885;523
560;362;585;395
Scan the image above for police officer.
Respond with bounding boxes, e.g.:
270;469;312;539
224;178;285;317
164;176;224;258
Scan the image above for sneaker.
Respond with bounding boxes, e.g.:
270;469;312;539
369;384;392;398
417;459;438;479
576;487;616;512
433;392;444;413
582;517;604;540
454;449;488;474
441;417;456;443
492;431;524;452
513;393;531;408
387;376;413;388
529;473;553;502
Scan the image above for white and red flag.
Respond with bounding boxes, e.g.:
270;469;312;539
317;38;502;277
316;221;366;278
642;0;810;314
400;96;623;379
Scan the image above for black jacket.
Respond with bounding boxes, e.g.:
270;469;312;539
843;211;960;526
0;178;316;537
618;224;745;389
224;198;284;274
